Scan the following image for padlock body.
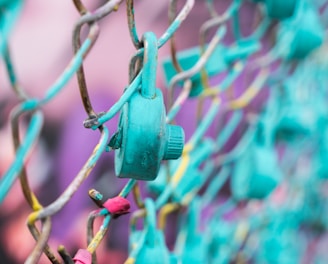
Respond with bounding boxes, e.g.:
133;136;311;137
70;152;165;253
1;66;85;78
130;230;171;264
231;145;280;200
162;45;226;97
265;0;298;19
115;88;166;180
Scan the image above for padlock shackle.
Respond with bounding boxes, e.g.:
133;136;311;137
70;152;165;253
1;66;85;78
141;32;158;99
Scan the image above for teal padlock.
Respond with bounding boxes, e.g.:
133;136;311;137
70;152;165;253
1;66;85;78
231;117;281;201
128;199;171;264
278;1;324;60
175;198;208;264
206;218;236;264
314;128;328;179
264;0;298;19
162;44;225;97
162;38;260;97
224;40;261;65
251;0;297;19
231;144;281;200
258;230;302;263
114;32;184;181
298;181;328;231
257;213;304;264
275;76;326;140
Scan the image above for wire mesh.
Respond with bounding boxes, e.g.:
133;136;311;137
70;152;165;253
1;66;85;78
1;0;328;263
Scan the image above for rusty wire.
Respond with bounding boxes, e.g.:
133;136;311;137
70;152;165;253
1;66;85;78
2;0;326;263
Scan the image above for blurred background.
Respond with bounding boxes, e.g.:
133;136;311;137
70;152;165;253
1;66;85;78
1;0;328;263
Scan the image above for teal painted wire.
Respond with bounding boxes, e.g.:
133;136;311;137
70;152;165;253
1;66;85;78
102;213;111;227
230;0;243;42
16;38;92;113
156;102;222;209
128;229;147;260
155;185;173;209
35;126;109;219
166;104;181;123
215;110;243;150
158;0;194;49
42;38;92;105
131;0;195;60
141;32;158;98
251;17;271;40
218;62;245;92
212;197;237;219
201;167;230;206
119;179;137;198
214;124;256;166
189;100;220;146
0;111;44;204
3;46;28;100
0;0;23;56
3;46;17;87
93;72;142;129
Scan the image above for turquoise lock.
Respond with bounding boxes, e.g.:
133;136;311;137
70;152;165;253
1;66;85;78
231;116;281;201
206;217;237;264
231;144;281;200
162;40;260;97
224;40;261;65
257;212;304;264
299;182;328;231
114;32;184;181
258;229;302;263
175;198;208;263
162;44;225;97
264;0;298;19
278;1;324;60
275;76;326;140
315;128;328;179
128;199;171;264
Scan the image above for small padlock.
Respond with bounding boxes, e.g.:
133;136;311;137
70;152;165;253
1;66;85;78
114;32;185;181
207;222;235;264
275;78;326;140
176;198;208;264
231;118;281;201
257;216;304;264
162;44;225;97
265;0;298;19
162;39;260;97
224;39;261;65
278;1;324;60
299;183;328;231
128;199;171;264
